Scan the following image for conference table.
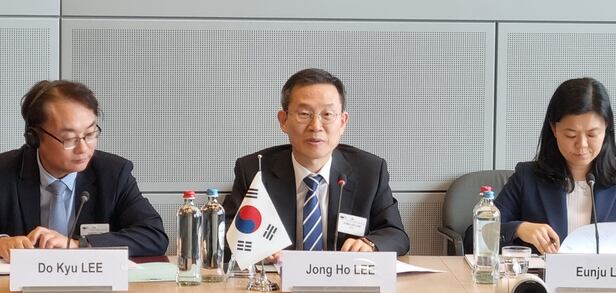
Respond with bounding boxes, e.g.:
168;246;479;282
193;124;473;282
0;256;494;292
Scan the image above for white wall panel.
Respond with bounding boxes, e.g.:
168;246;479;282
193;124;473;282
0;18;59;152
62;19;494;192
395;192;444;255
496;23;616;170
61;0;616;22
1;0;59;16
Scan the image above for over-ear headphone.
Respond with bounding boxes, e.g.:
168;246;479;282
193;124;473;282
22;80;69;148
24;126;39;148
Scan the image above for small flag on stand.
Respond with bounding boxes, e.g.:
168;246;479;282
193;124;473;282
226;171;292;270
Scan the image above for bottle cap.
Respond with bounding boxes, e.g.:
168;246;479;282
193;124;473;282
183;190;196;199
206;188;219;197
484;190;495;199
480;186;492;192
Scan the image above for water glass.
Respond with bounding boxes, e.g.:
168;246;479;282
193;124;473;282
500;246;531;278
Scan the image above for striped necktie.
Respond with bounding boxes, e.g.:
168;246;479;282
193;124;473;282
303;174;324;251
47;180;69;236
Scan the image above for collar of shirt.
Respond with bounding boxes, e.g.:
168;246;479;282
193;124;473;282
37;150;77;191
291;154;332;192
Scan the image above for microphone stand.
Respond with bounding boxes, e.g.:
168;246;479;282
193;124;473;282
587;174;600;254
333;178;346;252
66;192;89;249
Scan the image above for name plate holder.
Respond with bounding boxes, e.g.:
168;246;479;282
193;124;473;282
292;286;379;293
545;253;616;292
22;286;111;293
10;248;128;292
281;251;396;293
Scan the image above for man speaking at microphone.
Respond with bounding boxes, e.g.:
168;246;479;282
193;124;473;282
224;68;409;260
0;80;168;262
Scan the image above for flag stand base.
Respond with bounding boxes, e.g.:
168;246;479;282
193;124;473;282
247;260;279;291
227;254;256;279
247;276;279;292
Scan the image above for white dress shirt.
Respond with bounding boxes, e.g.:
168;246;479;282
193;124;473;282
567;181;592;234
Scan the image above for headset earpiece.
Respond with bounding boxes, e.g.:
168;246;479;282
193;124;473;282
24;126;39;148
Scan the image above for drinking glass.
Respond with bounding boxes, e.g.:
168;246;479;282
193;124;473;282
500;246;531;278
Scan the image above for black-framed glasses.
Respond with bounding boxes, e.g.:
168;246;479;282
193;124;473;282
287;111;340;124
37;125;102;150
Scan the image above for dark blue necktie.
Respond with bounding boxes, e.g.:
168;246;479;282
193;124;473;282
303;174;324;251
47;180;69;236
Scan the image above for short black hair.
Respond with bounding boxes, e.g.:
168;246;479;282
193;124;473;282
21;80;99;128
280;68;346;111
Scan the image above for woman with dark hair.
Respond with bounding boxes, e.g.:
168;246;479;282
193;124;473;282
495;77;616;254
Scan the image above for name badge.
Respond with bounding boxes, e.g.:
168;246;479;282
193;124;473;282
546;253;616;292
337;213;367;236
281;251;395;293
81;223;110;235
10;248;128;291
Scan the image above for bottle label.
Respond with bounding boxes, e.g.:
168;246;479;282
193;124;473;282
475;220;500;253
218;221;225;249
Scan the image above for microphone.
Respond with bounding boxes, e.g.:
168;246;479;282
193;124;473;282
586;173;599;254
66;191;90;249
333;175;347;252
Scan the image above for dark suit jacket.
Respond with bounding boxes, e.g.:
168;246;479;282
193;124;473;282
223;144;410;256
0;145;168;256
494;161;616;253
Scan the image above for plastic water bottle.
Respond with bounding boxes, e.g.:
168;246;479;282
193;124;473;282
201;188;226;282
176;191;203;286
473;186;500;284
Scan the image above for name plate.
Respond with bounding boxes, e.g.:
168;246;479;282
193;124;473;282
281;251;396;293
546;253;616;292
10;248;128;291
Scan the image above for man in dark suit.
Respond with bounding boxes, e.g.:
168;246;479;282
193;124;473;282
0;80;168;262
224;68;409;258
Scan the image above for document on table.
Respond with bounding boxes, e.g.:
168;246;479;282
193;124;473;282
396;260;445;273
257;263;279;273
0;258;9;275
128;262;176;282
560;222;616;253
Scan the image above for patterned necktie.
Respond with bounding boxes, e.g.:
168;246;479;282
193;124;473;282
303;174;324;251
47;180;69;236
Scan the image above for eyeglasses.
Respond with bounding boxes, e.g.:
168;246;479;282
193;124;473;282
287;111;340;124
37;125;102;150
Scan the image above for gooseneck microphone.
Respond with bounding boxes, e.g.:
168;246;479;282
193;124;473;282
586;173;600;254
333;175;347;252
66;191;90;249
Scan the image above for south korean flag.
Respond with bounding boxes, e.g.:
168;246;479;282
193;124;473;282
226;171;292;270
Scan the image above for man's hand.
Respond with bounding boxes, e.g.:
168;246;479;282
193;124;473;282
0;236;34;263
264;251;282;264
340;237;375;252
27;226;77;249
516;222;560;254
